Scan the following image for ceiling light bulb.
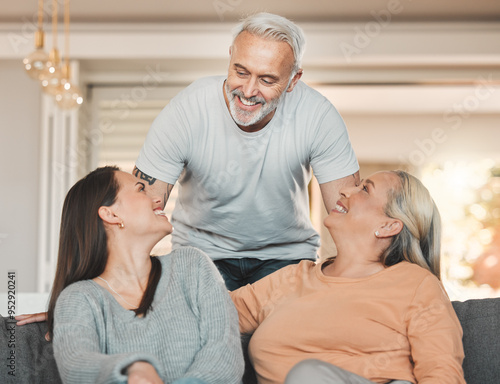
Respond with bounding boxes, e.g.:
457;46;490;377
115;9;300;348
55;81;83;109
55;65;83;109
40;48;63;95
23;30;49;80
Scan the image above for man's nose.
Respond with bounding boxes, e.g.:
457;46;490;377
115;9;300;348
340;185;359;198
241;77;259;98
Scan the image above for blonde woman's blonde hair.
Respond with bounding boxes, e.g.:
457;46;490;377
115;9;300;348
381;170;442;279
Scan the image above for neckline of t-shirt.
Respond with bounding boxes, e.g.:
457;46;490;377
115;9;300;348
315;258;409;283
218;77;280;138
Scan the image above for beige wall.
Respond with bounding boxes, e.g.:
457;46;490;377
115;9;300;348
0;60;41;293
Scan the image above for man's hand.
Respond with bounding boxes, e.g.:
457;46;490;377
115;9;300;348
127;361;164;384
133;166;174;209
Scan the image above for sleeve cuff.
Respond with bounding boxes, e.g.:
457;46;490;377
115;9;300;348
113;353;163;382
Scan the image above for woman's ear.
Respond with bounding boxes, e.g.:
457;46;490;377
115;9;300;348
98;206;121;226
377;219;403;238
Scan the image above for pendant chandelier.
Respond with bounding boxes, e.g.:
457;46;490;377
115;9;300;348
39;0;63;95
23;0;49;80
55;0;83;108
24;0;83;109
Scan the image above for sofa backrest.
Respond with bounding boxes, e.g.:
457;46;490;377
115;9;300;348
1;316;61;384
452;298;500;384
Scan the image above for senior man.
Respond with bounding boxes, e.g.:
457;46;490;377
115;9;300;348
134;12;359;290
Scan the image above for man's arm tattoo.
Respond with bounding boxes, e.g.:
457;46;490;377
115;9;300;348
133;166;174;208
133;167;157;186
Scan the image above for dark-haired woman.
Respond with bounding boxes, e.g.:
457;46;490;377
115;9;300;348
231;171;465;384
33;167;243;384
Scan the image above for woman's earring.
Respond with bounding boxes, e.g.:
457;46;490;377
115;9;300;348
374;230;380;237
119;222;124;229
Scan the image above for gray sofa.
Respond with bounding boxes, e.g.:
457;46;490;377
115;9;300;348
1;298;499;384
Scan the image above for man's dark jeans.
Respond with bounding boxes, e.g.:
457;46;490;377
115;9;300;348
214;257;314;291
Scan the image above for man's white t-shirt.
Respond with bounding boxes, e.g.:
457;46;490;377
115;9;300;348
136;76;359;261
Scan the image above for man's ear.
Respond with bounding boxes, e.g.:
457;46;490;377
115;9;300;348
286;69;303;92
98;206;121;226
377;219;403;238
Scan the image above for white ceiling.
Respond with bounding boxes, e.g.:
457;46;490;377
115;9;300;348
3;1;498;86
3;0;500;24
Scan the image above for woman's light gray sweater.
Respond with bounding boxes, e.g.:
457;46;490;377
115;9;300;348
53;247;244;384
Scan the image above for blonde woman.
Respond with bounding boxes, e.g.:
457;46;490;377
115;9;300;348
231;171;465;384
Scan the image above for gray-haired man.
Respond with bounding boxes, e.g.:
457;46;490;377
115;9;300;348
135;12;359;290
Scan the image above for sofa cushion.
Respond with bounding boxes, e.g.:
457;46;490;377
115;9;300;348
452;298;500;384
0;316;62;384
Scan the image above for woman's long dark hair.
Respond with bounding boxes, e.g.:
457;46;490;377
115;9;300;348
47;166;162;338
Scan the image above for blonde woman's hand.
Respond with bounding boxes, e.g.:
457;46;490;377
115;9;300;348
15;312;50;341
127;362;164;384
15;312;48;325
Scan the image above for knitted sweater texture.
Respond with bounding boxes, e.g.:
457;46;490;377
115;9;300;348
53;247;244;384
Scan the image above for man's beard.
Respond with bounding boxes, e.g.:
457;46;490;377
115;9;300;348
224;82;284;127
